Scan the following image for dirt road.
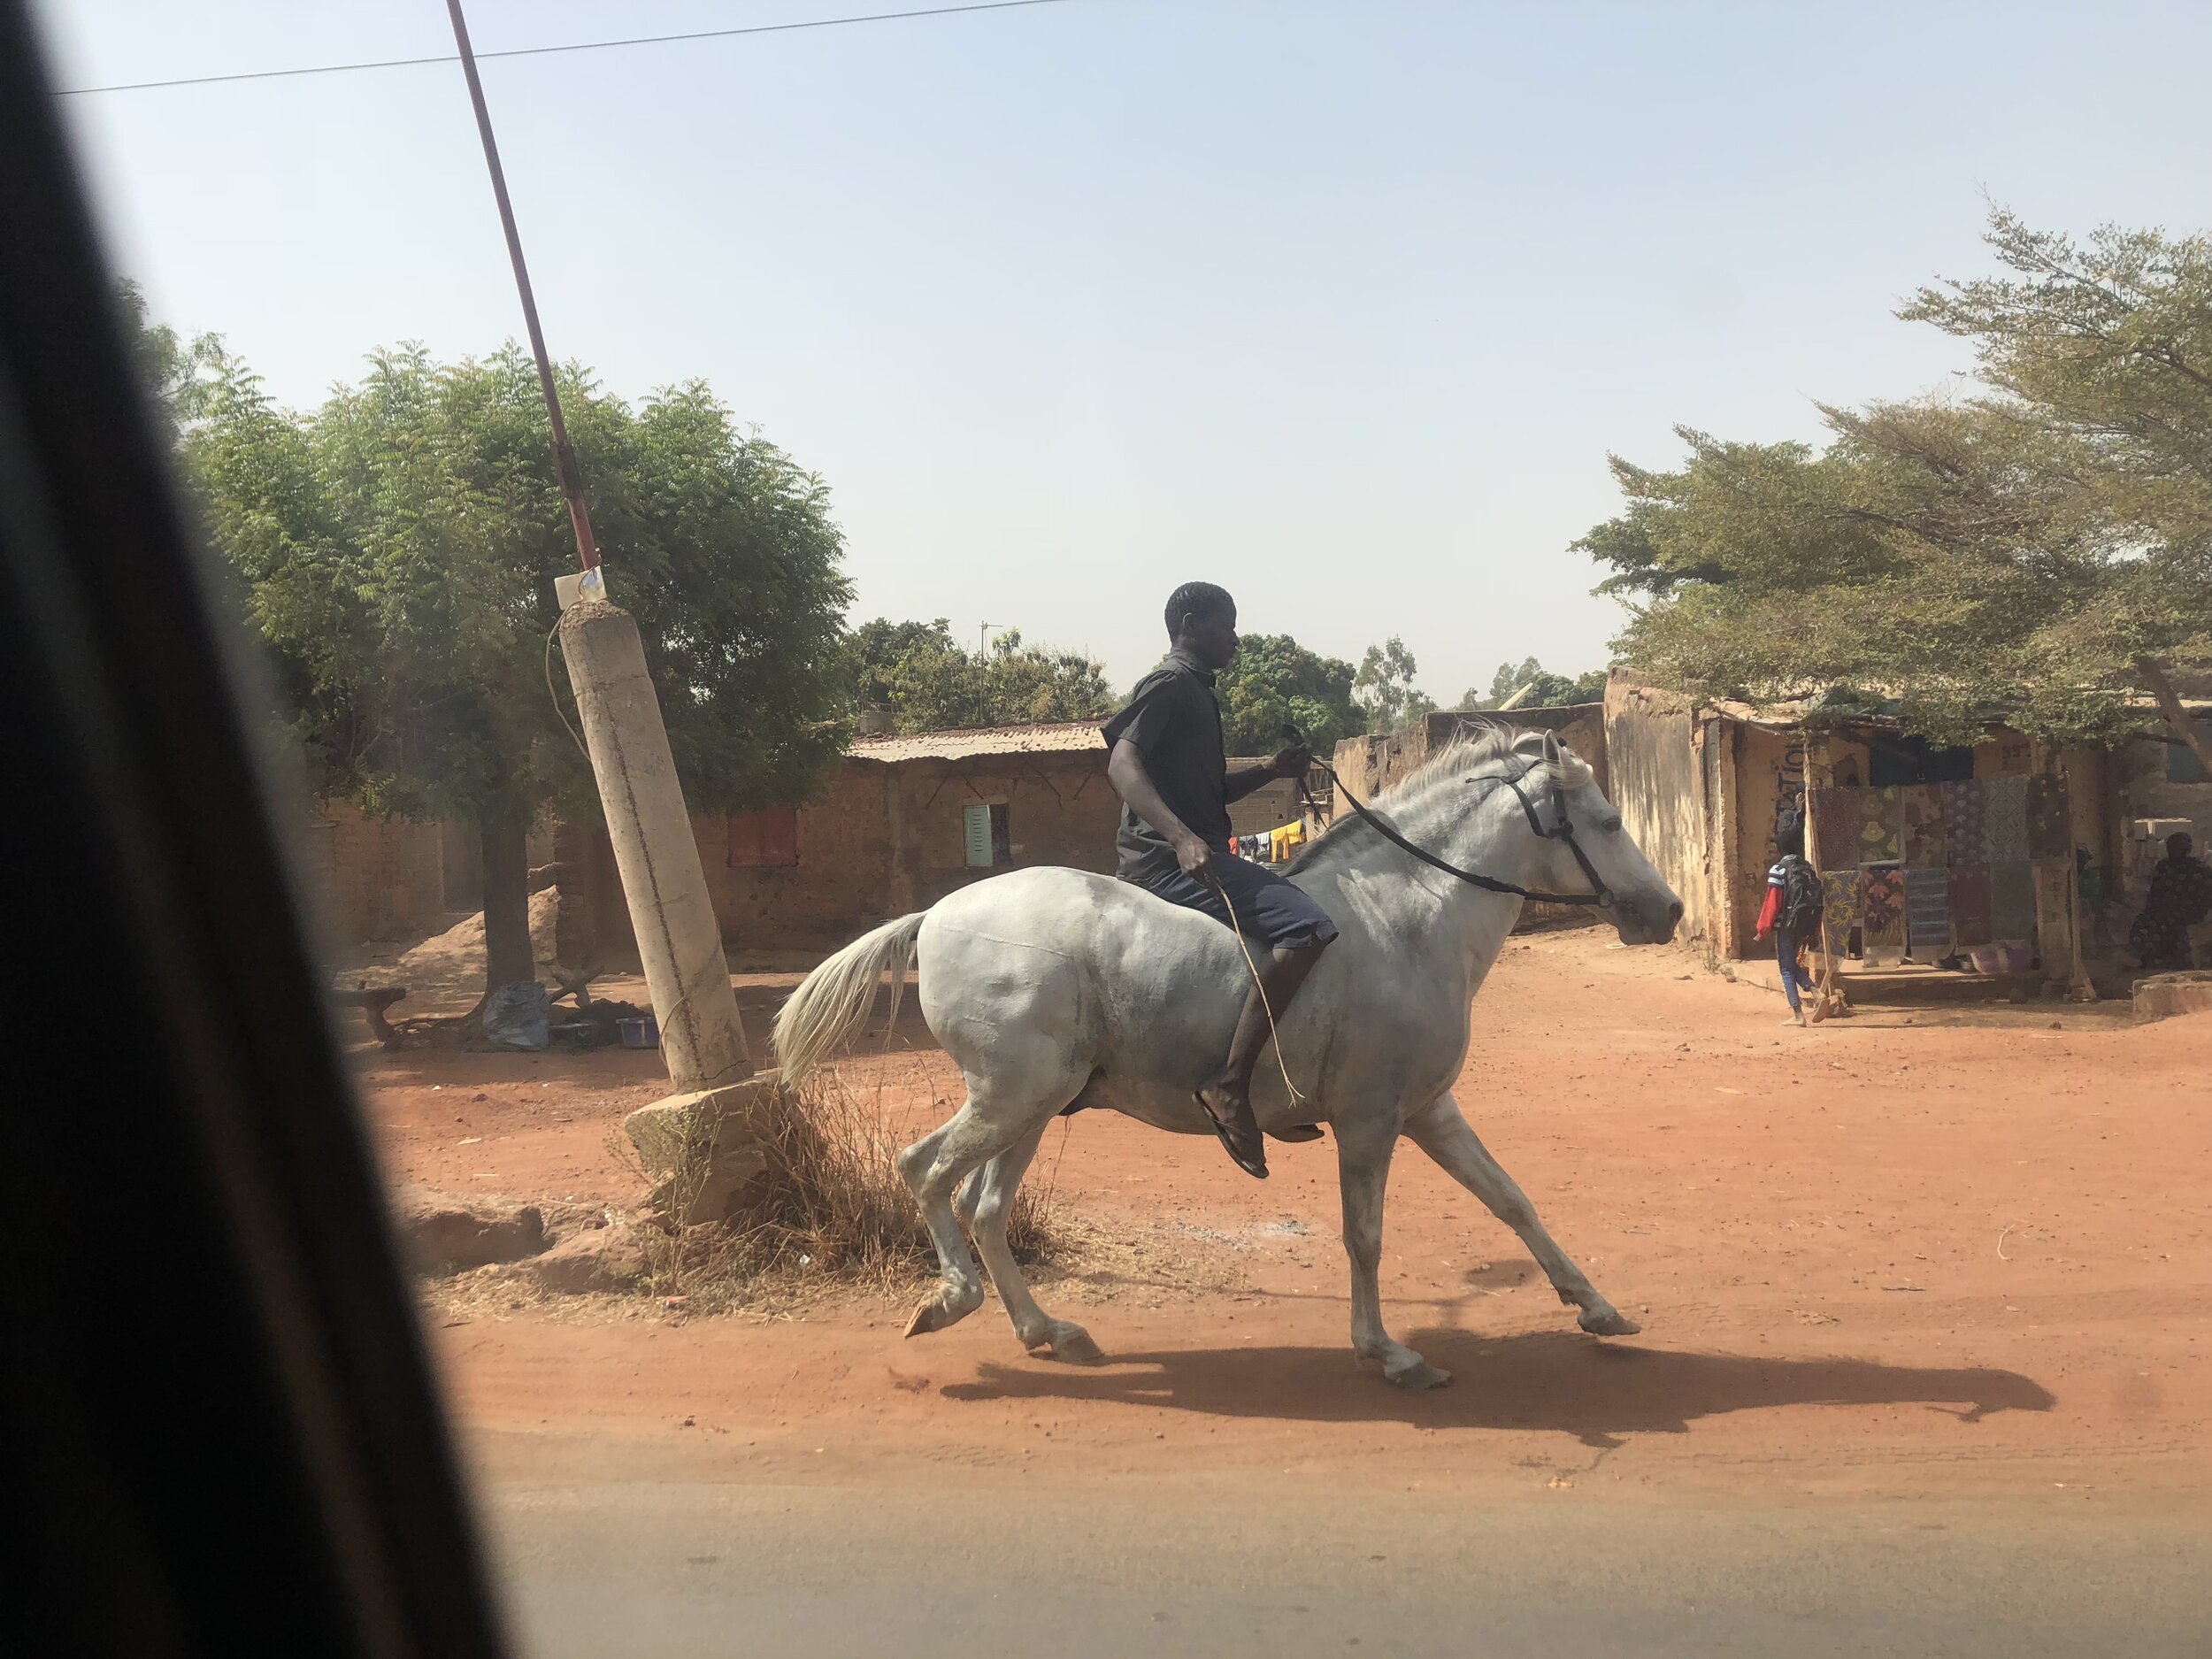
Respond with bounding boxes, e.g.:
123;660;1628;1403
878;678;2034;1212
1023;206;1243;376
358;927;2212;1654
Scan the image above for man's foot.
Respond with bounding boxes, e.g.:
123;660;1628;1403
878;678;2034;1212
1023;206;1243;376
1783;1010;1807;1026
1194;1085;1268;1179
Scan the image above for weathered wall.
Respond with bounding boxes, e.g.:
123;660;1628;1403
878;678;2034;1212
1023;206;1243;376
1605;675;1713;953
1327;706;1609;818
569;749;1122;958
889;750;1118;911
1225;759;1302;839
301;800;447;943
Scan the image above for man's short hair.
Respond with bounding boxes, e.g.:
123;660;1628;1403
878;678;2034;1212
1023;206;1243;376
2170;831;2195;859
1164;581;1234;637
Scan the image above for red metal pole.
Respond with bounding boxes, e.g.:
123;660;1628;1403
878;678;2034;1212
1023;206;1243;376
444;0;600;571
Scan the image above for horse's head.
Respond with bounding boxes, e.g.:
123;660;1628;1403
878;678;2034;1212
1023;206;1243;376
1505;730;1683;947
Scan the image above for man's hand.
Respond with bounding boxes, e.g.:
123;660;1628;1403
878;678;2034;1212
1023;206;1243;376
1271;744;1312;779
1173;832;1214;879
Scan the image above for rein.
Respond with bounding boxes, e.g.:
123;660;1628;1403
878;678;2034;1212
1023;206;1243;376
1294;757;1613;910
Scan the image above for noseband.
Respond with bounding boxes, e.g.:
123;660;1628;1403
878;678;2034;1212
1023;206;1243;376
1302;759;1614;910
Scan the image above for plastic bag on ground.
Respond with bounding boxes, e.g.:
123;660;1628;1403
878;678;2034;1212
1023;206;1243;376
483;980;550;1051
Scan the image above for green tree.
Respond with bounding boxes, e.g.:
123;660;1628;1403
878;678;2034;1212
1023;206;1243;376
1214;633;1361;753
1578;208;2212;773
1457;657;1607;710
184;339;852;997
848;618;1110;733
118;279;220;442
1352;635;1436;733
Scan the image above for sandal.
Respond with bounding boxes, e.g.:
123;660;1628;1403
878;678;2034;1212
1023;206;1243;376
1194;1089;1269;1179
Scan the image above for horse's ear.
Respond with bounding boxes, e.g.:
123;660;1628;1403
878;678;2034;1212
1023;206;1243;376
1542;731;1563;766
1510;729;1548;758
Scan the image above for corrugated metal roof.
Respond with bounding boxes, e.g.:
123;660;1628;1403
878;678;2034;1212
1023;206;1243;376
848;721;1106;763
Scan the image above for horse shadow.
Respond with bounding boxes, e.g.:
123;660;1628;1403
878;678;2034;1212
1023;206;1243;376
938;1328;2054;1448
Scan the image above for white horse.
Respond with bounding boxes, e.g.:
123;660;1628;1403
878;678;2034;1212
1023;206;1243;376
774;726;1682;1389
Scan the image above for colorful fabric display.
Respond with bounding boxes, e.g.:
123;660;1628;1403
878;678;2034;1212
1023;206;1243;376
1982;776;2029;864
1901;785;1947;866
1815;788;1860;869
1821;867;1861;957
1940;780;1986;867
1902;864;1951;953
1861;863;1908;949
1858;788;1902;863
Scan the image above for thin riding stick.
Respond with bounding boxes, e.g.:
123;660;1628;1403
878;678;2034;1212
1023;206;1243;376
1203;865;1308;1108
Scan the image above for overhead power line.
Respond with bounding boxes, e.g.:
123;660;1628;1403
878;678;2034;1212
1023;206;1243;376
56;0;1073;96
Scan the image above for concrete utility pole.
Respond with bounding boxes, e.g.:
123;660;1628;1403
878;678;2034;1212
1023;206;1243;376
445;0;764;1217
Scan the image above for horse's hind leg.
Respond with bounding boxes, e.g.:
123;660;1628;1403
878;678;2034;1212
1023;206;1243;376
963;1122;1103;1364
899;1056;1082;1340
1403;1092;1640;1337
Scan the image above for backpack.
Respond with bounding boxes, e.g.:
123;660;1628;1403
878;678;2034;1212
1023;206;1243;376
1778;856;1824;935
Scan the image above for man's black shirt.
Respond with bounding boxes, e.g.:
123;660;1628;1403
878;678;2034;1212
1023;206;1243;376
1100;646;1230;880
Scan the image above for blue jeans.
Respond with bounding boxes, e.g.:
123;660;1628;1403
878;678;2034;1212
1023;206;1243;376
1776;926;1816;1011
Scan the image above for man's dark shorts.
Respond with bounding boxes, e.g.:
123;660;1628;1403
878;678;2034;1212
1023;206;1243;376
1129;847;1340;950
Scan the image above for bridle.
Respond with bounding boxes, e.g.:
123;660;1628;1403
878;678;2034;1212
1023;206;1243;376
1294;752;1614;910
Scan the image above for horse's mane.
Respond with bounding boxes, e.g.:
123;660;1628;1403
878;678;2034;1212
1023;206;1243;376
1288;720;1594;876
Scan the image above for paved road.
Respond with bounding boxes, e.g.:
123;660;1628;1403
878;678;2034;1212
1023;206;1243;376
484;1475;2212;1657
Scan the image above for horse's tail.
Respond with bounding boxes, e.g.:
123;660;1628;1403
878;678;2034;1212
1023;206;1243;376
772;910;928;1086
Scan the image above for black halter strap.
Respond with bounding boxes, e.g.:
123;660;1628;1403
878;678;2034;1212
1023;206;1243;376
1297;758;1613;910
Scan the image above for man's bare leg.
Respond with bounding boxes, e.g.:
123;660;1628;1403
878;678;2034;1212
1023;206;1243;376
1197;940;1329;1177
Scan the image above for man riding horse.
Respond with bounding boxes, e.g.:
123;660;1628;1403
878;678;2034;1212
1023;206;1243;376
1101;580;1332;1179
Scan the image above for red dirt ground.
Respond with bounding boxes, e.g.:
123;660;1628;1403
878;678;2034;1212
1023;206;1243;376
352;927;2212;1508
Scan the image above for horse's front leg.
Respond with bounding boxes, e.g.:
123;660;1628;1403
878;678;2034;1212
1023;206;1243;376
1403;1091;1640;1337
1336;1113;1449;1390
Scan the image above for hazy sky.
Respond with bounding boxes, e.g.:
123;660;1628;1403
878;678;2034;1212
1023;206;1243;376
34;0;2212;701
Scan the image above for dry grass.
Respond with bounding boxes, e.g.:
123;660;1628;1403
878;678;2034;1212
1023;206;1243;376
611;1070;1068;1315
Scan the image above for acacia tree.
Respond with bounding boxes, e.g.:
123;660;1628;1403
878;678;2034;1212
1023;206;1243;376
1457;657;1607;711
1353;636;1436;733
847;618;1110;733
1579;210;2212;771
183;341;851;997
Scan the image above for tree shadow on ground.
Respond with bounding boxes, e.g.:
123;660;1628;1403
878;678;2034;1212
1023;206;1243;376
940;1328;2054;1447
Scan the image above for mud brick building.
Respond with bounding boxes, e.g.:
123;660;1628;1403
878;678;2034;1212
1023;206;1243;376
1602;672;2212;982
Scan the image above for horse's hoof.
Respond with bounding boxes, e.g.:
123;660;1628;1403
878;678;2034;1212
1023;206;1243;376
1048;1326;1105;1365
1578;1307;1640;1337
1385;1359;1452;1391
